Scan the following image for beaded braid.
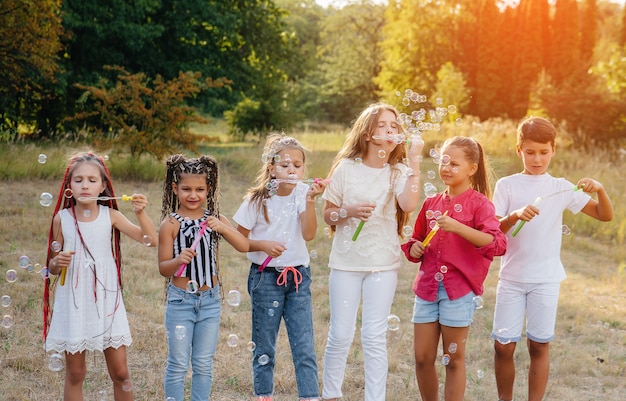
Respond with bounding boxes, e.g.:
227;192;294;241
43;151;122;340
161;154;222;289
245;132;308;223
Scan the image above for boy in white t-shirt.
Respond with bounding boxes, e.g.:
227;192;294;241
491;116;613;401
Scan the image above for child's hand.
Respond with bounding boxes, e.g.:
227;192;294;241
514;204;540;222
347;203;376;221
129;193;148;213
177;248;197;266
306;179;327;200
205;216;225;233
263;241;286;258
409;240;425;259
408;134;424;164
434;214;460;233
577;178;603;193
52;251;76;274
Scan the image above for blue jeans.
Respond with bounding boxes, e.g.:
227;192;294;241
248;264;319;399
164;283;221;401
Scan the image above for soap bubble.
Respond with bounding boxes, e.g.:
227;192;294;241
561;225;571;235
18;255;31;268
441;354;450;366
247;341;256;352
310;250;318;259
48;353;64;371
454;204;462;213
472;296;484;310
6;269;17;283
142;235;152;246
427;170;436;179
402;225;413;236
258;354;270;365
434;272;444;282
1;295;11;307
38;154;48;164
186;280;199;294
50;241;62;252
174;325;186;340
387;314;401;331
227;334;239;348
329;211;339;222
339;208;348;218
268;309;275;317
2;314;15;328
448;342;458;353
227;290;241;307
40;192;53;207
377;149;386;159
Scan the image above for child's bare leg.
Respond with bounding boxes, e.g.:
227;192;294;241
64;351;87;401
414;322;441;401
440;325;469;401
527;339;550;401
494;341;517;401
104;346;133;401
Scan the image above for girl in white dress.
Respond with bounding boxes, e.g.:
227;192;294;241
44;151;158;401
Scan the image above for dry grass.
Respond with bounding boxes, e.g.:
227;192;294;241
0;145;625;400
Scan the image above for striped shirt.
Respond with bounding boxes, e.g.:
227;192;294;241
171;210;218;287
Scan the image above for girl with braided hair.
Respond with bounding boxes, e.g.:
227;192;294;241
158;154;248;401
44;151;158;401
233;133;327;401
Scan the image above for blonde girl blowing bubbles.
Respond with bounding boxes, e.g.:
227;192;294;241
233;133;327;401
44;151;158;401
321;103;424;401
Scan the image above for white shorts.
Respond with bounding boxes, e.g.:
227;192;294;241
491;279;560;343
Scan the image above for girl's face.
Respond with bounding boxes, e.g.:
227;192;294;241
517;139;554;175
439;145;477;193
268;148;305;187
173;174;208;213
366;109;400;160
70;162;106;204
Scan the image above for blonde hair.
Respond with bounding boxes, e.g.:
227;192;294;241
327;103;410;236
245;132;308;223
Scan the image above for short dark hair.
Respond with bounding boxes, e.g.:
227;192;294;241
517;116;556;148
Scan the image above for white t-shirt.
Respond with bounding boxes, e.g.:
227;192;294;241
493;173;590;283
322;159;409;272
233;182;310;267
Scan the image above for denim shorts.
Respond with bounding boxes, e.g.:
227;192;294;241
412;281;476;327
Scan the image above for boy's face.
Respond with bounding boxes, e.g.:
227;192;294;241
517;139;555;175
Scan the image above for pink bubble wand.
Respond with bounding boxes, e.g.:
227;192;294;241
175;219;209;277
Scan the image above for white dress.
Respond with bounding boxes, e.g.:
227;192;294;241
45;206;132;353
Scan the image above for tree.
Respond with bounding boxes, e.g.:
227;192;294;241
71;66;227;159
580;0;598;67
315;1;386;122
55;0;293;136
0;0;63;135
549;0;580;85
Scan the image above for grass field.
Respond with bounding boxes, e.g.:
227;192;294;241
0;123;624;400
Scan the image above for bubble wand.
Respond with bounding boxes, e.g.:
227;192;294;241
77;195;133;201
422;211;448;247
175;219;209;277
59;241;70;286
511;186;582;237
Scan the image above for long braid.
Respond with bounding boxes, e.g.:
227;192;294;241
43;151;122;340
161;154;222;293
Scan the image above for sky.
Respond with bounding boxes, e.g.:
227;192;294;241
314;0;625;8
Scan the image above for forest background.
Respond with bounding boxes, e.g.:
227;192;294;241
1;0;626;151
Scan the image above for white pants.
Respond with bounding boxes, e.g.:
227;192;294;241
322;269;398;401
